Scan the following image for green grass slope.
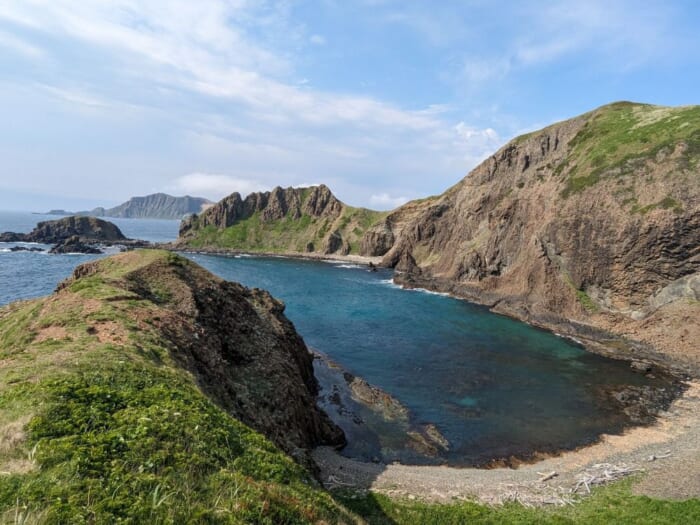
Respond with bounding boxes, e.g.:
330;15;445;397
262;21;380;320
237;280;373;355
185;206;385;255
0;250;356;524
180;185;387;256
558;102;700;197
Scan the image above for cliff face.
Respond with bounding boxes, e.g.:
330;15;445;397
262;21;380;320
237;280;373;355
178;184;385;255
59;251;344;456
366;102;700;370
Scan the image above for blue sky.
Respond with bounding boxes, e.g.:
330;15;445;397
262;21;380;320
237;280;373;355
0;1;698;211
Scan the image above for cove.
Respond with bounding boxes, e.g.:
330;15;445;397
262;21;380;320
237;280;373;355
187;253;675;466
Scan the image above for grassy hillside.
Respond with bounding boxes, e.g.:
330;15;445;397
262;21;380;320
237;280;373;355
0;250;356;523
558;102;700;198
184;204;386;255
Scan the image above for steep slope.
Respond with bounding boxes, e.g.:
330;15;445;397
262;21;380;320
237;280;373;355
0;250;354;523
178;184;386;256
367;102;700;371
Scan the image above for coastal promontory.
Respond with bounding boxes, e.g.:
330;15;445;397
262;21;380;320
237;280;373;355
0;250;352;522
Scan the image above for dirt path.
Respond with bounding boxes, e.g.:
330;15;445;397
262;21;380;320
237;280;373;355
313;381;700;504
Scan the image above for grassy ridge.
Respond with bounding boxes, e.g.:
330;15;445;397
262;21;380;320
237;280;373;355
560;102;700;197
184;201;386;255
0;251;356;524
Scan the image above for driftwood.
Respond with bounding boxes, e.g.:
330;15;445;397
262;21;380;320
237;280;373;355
538;471;558;482
648;450;672;461
573;463;642;494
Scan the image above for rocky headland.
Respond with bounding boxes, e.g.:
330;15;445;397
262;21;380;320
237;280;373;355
0;215;149;253
177;184;386;256
0;250;353;522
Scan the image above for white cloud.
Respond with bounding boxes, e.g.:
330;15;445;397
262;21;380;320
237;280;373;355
369;193;408;209
169;173;268;200
0;1;440;131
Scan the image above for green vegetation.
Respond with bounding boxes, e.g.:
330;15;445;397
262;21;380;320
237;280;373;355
630;195;684;215
560;103;700;197
561;272;598;313
184;194;387;255
0;251;355;523
337;480;700;524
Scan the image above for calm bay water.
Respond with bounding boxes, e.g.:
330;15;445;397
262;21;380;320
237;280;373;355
0;211;669;465
187;253;669;465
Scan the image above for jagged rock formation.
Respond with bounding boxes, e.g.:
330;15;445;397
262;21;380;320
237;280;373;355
45;193;213;220
178;184;385;255
58;250;344;457
360;102;700;371
0;216;126;244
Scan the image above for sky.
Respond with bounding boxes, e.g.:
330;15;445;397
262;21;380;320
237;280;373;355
0;1;698;211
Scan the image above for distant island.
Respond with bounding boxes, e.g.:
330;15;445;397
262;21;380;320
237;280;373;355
42;193;213;220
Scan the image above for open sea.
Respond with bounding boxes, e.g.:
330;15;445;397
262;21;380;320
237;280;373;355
0;210;671;466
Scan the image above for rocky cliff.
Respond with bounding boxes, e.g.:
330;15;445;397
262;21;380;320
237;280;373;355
178;184;386;255
363;102;700;372
0;215;127;243
0;250;353;522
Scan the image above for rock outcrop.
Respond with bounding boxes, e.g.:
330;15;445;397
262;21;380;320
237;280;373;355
178;184;385;256
1;216;127;244
55;250;345;458
361;102;700;372
0;216;151;253
49;235;103;254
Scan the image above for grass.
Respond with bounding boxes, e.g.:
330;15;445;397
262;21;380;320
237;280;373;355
0;251;357;524
559;103;700;197
337;480;700;524
184;189;387;255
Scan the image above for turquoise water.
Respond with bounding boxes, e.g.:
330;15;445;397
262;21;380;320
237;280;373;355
186;253;671;466
0;211;672;466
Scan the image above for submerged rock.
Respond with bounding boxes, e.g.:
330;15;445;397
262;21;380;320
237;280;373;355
49;235;103;254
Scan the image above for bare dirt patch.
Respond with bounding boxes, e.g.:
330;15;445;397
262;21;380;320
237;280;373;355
0;415;31;454
33;326;68;343
91;321;129;345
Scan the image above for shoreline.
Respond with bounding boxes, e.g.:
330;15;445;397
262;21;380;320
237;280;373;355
162;245;384;266
313;381;700;504
163;247;700;502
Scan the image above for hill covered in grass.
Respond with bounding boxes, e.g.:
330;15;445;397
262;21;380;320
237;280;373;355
177;185;387;256
0;250;353;523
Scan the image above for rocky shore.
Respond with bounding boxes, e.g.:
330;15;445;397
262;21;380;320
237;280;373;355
0;215;151;254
